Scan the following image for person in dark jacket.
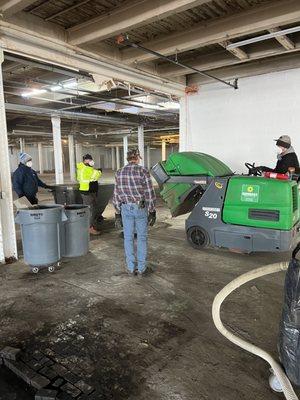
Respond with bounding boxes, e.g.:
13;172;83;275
12;152;51;204
258;135;299;174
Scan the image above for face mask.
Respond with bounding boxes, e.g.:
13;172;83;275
26;161;33;168
89;160;95;167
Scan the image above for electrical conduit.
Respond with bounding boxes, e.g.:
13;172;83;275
212;262;299;400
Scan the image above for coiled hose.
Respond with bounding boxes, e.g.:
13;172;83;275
212;261;299;400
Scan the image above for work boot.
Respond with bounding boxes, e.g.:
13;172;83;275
137;268;147;278
125;267;136;276
89;226;101;235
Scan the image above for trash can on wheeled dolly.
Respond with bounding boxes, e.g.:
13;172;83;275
15;205;67;273
62;205;90;258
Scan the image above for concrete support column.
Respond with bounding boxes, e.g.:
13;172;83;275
179;96;188;151
44;146;49;172
138;125;145;166
147;145;151;170
68;135;76;182
75;142;82;164
111;147;115;170
0;51;17;262
123;136;128;166
51;115;64;184
116;146;120;170
38;142;43;174
162;140;167;161
19;138;25;153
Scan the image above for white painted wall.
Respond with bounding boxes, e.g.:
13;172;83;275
9;143;178;174
81;146;112;169
182;68;300;173
146;146;178;167
9;145;55;172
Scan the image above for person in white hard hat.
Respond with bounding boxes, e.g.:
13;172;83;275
258;135;299;174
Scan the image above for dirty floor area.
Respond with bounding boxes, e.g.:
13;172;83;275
0;198;298;399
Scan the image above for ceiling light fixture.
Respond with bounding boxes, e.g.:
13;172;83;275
50;85;62;92
21;89;47;98
158;101;180;110
227;25;300;49
63;80;78;89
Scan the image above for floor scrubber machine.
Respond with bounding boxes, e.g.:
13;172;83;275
151;152;300;253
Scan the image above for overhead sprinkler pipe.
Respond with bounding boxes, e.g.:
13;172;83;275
212;262;299;400
116;34;238;90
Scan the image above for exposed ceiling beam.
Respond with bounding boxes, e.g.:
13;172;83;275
187;52;300;86
269;27;295;50
6;11;66;41
0;0;37;17
5;54;92;79
45;0;91;21
219;40;248;60
121;0;300;63
157;39;300;77
84;43;121;61
157;51;237;77
0;20;185;96
68;0;210;46
5;103;139;126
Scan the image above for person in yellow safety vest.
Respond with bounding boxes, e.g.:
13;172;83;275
77;154;102;235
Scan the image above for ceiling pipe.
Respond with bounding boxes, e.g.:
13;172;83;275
5;54;92;80
116;34;238;90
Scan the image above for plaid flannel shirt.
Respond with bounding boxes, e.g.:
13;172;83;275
113;163;156;213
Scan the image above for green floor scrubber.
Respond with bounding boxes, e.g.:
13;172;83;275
151;152;300;253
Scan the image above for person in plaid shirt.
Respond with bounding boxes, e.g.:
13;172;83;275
113;148;156;276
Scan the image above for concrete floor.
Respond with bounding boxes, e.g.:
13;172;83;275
1;175;299;399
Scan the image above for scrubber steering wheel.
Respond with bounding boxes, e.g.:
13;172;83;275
245;162;262;176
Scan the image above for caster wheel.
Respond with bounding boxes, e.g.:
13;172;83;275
48;266;55;273
269;374;283;393
32;267;39;274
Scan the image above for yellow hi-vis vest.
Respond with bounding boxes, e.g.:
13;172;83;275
76;162;101;192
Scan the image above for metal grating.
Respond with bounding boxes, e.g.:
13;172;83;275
292;185;298;213
248;209;280;221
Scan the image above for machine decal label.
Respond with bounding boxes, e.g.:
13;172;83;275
215;182;223;189
202;207;220;220
241;185;260;203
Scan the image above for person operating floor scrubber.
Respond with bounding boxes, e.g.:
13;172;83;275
257;135;299;174
77;154;102;235
12;152;52;205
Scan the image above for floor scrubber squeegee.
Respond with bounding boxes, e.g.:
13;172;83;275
151;152;300;253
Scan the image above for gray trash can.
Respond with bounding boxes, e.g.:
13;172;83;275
51;184;83;205
95;183;114;216
15;205;67;272
62;205;90;258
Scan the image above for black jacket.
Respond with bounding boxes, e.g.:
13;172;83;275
12;163;48;199
262;152;299;174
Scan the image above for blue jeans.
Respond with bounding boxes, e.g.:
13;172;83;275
121;203;148;273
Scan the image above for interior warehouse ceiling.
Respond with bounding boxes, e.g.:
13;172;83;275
0;0;300;144
3;54;180;146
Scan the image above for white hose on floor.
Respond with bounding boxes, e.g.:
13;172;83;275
212;261;299;400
